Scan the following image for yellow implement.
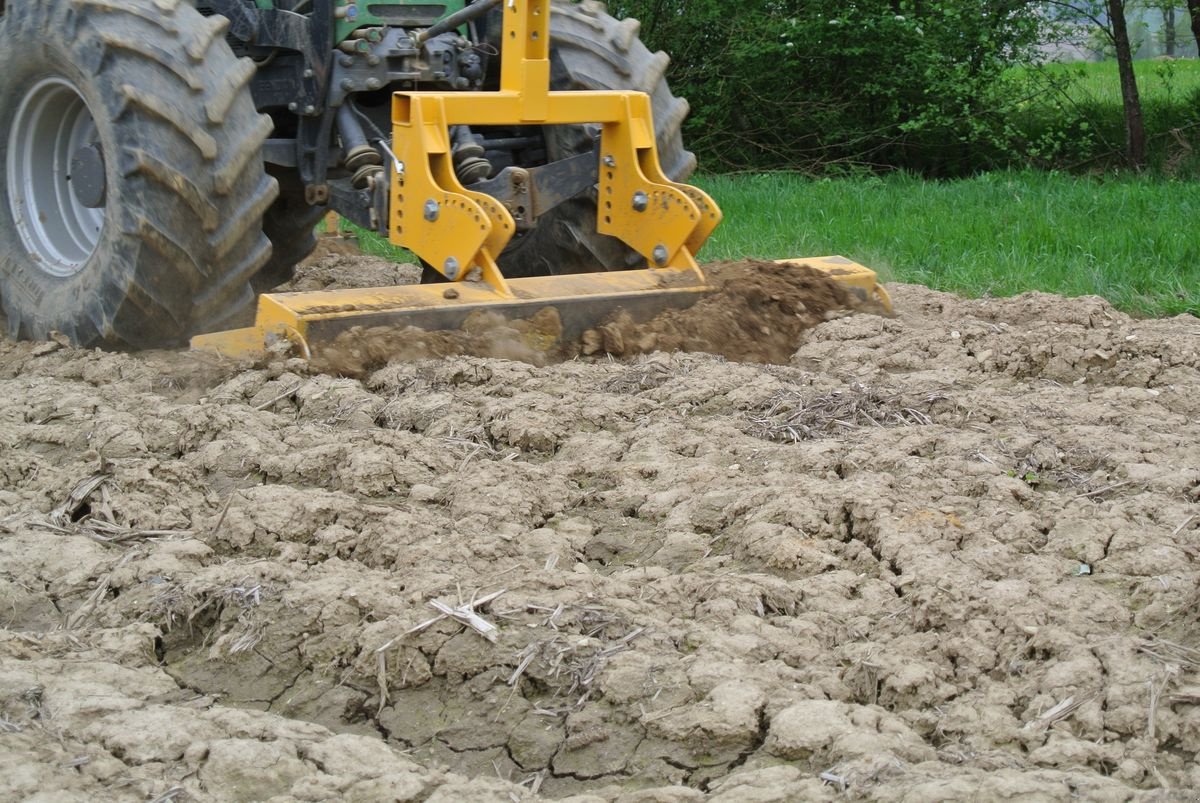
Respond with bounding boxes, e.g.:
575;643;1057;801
193;0;889;360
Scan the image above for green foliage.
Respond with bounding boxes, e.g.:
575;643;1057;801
1007;59;1200;173
606;0;1200;175
692;170;1200;317
609;0;1047;174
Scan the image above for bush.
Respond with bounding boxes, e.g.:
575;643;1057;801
610;0;1200;176
610;0;1045;174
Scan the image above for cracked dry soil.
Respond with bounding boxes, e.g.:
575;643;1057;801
1;254;1199;802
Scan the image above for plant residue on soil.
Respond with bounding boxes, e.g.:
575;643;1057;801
1;251;1199;801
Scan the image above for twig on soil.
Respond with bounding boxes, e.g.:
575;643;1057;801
49;471;111;527
209;491;239;537
1171;514;1197;537
1168;686;1200;704
525;769;548;795
507;642;541;687
254;383;304;411
31;518;190;544
375;588;507;653
64;550;141;630
1074;481;1133;500
1137;638;1200;670
147;787;186;803
639;704;689;724
819;770;849;791
1022;694;1092;732
1147;667;1178;742
745;382;946;443
428;597;501;642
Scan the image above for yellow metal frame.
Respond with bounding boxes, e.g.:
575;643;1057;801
189;2;893;361
388;0;721;293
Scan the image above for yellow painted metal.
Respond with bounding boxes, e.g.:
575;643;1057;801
389;0;721;285
189;0;892;360
191;268;709;360
776;256;893;312
191;257;890;359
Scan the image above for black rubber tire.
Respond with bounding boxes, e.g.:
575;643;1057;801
251;169;326;292
495;0;697;278
0;0;278;347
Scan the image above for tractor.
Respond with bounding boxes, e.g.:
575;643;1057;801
0;0;884;356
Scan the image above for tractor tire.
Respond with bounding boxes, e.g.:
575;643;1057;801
0;0;277;347
252;170;326;292
495;0;697;278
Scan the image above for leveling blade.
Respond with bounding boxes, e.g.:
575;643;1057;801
190;258;889;360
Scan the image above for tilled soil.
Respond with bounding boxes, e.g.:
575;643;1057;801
307;259;860;377
1;254;1199;802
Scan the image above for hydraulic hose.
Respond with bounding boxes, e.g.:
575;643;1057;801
413;0;502;45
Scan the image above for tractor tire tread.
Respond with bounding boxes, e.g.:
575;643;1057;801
0;0;276;347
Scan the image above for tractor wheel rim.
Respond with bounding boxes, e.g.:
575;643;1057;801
6;77;106;278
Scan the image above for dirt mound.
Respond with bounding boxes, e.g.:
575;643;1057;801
580;260;858;363
312;259;860;377
1;257;1199;801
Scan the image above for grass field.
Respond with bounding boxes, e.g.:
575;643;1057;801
695;171;1198;317
1030;58;1200;106
348;170;1198;318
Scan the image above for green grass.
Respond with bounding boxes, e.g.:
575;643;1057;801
693;170;1199;317
341;170;1197;318
1031;58;1200;106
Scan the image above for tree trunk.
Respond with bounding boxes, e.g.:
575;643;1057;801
1164;6;1176;56
1188;0;1200;56
1107;0;1147;169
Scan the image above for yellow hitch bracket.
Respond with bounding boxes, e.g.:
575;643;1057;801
776;256;893;313
388;0;720;287
390;93;516;296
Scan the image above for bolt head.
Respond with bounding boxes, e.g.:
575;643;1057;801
603;155;616;168
632;191;649;212
443;257;460;280
652;245;669;266
423;199;440;222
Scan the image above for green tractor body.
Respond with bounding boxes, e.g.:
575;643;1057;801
248;0;472;45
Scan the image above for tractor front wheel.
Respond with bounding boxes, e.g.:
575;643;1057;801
0;0;277;347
